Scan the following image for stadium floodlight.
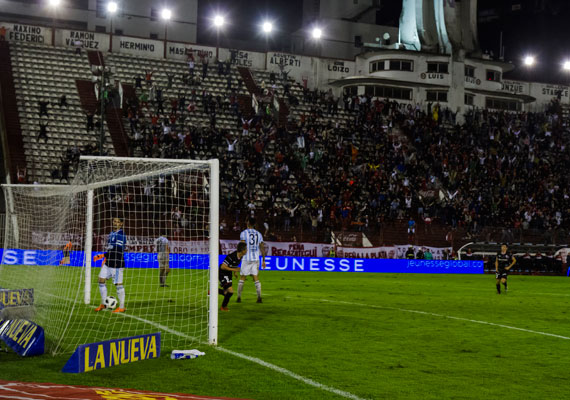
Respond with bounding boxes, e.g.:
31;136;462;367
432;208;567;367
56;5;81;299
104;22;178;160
563;60;570;71
107;1;118;14
523;55;535;67
213;15;225;28
47;0;61;6
262;21;273;34
311;27;322;40
161;8;172;21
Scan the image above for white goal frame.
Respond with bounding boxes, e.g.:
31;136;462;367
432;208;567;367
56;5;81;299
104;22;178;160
2;156;220;345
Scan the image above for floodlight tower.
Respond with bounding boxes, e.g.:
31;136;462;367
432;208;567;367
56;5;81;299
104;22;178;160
262;20;273;52
107;2;118;51
162;8;172;58
311;26;323;56
47;0;61;46
213;15;225;60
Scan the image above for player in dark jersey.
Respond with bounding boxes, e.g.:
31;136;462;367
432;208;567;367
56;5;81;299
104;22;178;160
219;242;247;311
495;244;516;294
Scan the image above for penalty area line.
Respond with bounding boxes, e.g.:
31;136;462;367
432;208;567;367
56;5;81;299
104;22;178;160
310;298;570;341
119;312;367;400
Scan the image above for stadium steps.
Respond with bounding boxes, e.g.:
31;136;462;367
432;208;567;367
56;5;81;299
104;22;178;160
237;67;261;96
75;80;98;114
105;106;129;157
87;50;105;67
0;41;27;183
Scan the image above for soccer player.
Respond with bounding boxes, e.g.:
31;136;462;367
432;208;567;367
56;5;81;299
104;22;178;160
237;217;266;303
154;231;170;287
219;242;247;311
495;243;516;294
95;217;127;312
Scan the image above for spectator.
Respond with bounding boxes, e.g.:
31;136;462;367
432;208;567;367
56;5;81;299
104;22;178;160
38;100;49;116
37;121;48;141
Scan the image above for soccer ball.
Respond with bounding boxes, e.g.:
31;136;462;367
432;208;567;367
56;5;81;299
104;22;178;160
104;296;118;309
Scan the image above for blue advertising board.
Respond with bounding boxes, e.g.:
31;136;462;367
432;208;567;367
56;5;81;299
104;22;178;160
62;332;161;373
0;249;483;274
0;288;34;309
0;319;44;356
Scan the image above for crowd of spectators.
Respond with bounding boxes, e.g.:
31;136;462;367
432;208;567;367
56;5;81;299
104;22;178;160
43;53;570;246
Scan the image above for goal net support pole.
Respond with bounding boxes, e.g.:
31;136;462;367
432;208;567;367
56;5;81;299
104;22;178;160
84;189;94;305
208;159;219;345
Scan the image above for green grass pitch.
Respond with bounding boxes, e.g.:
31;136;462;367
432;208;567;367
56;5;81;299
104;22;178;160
1;270;569;399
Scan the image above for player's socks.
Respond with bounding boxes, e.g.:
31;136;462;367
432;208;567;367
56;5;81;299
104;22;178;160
496;283;501;294
237;280;244;300
218;289;225;295
222;292;233;308
117;285;125;309
255;280;261;299
99;283;107;302
503;282;508;292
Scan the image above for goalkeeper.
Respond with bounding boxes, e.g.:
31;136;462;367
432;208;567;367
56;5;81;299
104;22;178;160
95;217;127;313
219;242;247;311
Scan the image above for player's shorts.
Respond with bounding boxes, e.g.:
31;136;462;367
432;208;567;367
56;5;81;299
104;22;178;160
495;272;508;279
106;255;124;269
240;260;259;276
219;273;232;290
99;264;124;284
158;254;170;271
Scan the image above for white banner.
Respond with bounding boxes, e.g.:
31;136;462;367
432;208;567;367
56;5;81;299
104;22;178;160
2;22;51;45
218;48;266;69
266;52;316;88
32;231;83;247
167;42;216;61
221;240;451;260
56;29;109;52
115;36;163;59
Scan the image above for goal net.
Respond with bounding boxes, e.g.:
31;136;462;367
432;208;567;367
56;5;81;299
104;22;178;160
0;156;219;355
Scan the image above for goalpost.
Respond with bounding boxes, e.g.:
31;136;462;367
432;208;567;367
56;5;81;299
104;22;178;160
0;156;219;355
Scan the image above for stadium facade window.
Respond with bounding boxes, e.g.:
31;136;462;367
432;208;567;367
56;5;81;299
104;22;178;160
150;8;159;22
369;61;385;72
486;97;521;111
345;86;358;96
150;33;159;40
427;62;449;74
465;65;475;78
426;91;448;102
369;60;412;73
486;70;502;82
464;93;475;105
364;85;412;101
95;25;106;33
115;29;123;35
95;0;106;18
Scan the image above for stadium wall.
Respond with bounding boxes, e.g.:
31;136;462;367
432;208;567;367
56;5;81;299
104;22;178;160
0;21;567;115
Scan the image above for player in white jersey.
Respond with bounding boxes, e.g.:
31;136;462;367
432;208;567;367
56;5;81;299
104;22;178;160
154;232;170;287
237;217;266;303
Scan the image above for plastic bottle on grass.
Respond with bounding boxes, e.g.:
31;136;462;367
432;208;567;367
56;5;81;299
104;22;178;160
171;349;205;359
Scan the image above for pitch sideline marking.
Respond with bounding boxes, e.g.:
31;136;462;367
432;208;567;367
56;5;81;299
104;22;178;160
309;298;570;340
39;290;367;399
121;312;367;400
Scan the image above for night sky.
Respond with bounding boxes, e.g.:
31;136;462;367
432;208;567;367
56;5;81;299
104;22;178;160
197;0;570;84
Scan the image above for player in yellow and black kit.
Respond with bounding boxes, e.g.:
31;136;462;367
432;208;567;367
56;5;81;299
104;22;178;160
219;242;247;311
495;244;516;294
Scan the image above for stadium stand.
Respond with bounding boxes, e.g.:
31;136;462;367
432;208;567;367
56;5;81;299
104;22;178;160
1;40;569;260
8;42;115;183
